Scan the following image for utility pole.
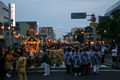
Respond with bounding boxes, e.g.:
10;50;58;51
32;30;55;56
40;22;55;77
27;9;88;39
90;13;97;47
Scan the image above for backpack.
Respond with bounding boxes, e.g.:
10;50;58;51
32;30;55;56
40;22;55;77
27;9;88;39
81;52;89;64
93;52;100;63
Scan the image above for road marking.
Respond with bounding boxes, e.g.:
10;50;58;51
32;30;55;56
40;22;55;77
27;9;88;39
99;70;120;72
100;65;108;68
36;70;120;72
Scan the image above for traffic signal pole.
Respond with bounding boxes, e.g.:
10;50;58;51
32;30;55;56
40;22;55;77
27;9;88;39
93;26;96;47
91;14;96;47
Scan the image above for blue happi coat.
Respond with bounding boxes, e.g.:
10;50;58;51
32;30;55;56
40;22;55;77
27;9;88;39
91;52;101;65
81;51;91;65
72;52;81;68
64;52;72;66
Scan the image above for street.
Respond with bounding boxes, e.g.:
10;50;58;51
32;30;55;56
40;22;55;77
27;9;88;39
6;65;120;80
6;54;120;80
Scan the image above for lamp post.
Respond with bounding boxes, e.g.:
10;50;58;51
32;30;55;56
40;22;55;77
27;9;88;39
7;26;12;46
11;27;14;46
1;26;4;46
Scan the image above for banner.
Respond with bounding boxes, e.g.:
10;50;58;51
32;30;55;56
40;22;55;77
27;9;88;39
11;3;15;27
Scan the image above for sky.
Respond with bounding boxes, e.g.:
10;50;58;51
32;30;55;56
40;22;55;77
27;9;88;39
1;0;119;39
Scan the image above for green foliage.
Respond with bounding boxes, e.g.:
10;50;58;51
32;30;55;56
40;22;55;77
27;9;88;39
98;9;120;43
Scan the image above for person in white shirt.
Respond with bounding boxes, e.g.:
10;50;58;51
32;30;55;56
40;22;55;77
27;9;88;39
111;46;118;66
101;46;105;63
29;51;35;66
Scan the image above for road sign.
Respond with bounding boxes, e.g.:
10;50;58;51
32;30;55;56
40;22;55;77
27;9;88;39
71;13;86;19
90;23;98;27
91;16;96;22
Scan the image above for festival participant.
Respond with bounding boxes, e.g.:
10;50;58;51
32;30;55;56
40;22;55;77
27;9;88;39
81;47;91;76
12;51;19;73
58;46;64;65
42;50;52;76
0;46;5;80
101;45;106;63
64;48;72;74
5;50;13;78
16;51;27;80
36;49;44;67
72;48;81;76
28;51;35;66
91;48;101;75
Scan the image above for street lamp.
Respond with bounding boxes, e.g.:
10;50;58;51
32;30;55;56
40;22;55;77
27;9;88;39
104;30;106;33
1;26;5;46
1;26;4;30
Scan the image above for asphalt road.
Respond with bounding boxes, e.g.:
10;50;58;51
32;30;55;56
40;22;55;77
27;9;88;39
6;70;120;80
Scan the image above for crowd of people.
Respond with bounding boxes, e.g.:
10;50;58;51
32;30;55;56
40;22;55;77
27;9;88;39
0;43;120;80
64;46;101;76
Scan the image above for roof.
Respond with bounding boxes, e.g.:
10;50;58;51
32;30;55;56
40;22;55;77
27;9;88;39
16;21;37;25
106;1;120;14
27;36;38;42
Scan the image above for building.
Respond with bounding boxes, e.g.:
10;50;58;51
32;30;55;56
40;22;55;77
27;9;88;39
105;0;120;16
63;27;85;42
0;1;9;46
17;21;38;35
3;25;20;47
63;32;73;42
14;21;38;46
3;21;38;47
39;27;55;42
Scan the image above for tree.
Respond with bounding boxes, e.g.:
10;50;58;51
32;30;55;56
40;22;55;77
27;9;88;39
98;9;120;43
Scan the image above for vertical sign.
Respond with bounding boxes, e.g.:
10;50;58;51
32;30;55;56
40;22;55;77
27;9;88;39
11;3;15;27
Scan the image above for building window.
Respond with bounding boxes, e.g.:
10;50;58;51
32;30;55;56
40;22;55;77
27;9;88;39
4;17;9;26
40;28;42;31
3;8;9;16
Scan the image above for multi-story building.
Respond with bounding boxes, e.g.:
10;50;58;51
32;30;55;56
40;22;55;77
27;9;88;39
17;21;38;36
3;21;38;47
39;27;55;42
105;0;120;16
0;1;9;46
63;32;73;42
63;27;85;42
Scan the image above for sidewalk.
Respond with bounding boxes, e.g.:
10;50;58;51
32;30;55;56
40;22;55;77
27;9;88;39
104;54;112;65
104;53;120;69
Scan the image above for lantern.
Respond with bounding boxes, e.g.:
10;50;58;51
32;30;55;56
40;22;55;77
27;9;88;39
12;28;14;30
8;27;11;30
13;31;16;34
1;26;4;29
